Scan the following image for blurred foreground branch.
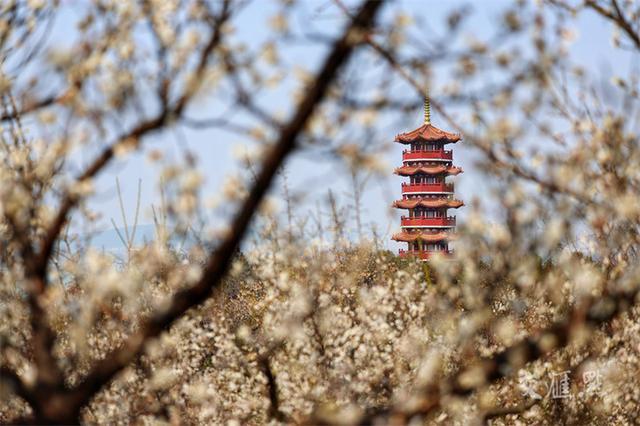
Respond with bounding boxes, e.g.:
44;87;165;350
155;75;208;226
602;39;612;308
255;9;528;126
3;0;384;423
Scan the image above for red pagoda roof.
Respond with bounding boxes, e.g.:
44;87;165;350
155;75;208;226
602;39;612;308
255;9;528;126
394;165;463;177
393;198;464;210
394;123;461;145
392;230;454;243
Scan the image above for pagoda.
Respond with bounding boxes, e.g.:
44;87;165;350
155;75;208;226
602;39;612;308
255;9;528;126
392;96;463;260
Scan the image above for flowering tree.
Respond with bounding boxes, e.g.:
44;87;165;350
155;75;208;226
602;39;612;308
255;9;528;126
1;0;640;424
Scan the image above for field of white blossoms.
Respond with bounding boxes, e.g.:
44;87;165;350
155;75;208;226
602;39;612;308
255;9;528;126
1;0;639;424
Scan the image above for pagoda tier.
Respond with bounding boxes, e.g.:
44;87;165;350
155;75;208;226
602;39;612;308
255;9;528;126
394;123;461;144
392;96;463;261
394;165;463;176
392;230;454;243
393;197;464;210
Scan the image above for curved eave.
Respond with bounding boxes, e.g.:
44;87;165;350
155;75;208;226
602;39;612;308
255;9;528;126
392;231;454;243
393;198;464;210
394;124;461;145
394;166;463;176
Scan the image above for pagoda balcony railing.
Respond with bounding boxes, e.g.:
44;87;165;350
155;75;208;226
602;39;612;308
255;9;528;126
400;216;456;227
402;149;452;162
401;182;454;194
398;249;453;260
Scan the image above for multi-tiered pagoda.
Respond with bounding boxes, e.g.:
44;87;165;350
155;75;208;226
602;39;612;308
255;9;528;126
392;97;463;260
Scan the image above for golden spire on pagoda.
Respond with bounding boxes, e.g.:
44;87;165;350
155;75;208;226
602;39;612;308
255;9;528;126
423;92;431;125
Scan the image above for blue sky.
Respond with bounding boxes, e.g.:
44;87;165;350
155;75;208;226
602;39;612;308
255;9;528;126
43;0;634;251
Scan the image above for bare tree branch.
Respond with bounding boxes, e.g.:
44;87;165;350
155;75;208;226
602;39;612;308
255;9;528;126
258;355;288;422
13;1;385;423
0;93;60;122
585;0;640;50
73;0;383;404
